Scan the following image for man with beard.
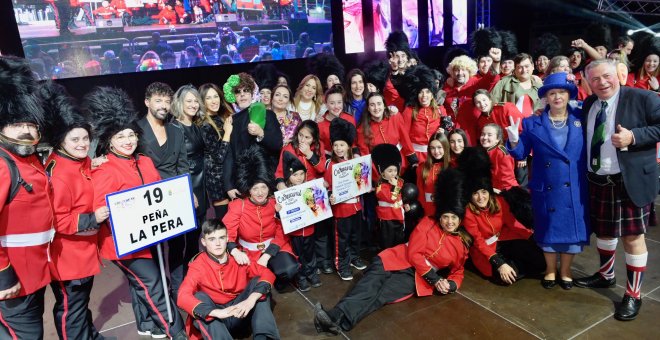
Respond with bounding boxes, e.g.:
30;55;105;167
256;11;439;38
135;81;190;336
0;56;54;338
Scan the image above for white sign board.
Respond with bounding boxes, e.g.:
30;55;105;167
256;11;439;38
331;155;372;203
106;174;197;257
275;178;333;234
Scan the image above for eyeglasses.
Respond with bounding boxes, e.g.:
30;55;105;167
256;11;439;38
234;88;251;95
113;133;138;143
8;123;38;132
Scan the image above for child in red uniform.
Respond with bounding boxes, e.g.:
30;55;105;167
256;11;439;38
222;145;299;287
275;151;322;291
447;128;469;168
275;120;325;190
372;144;410;249
318;85;359;157
416;132;450;217
178;219;279;339
401;65;446;164
313;168;471;334
324;118;363;280
480;123;517;192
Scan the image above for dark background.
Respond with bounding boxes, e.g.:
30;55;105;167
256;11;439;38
1;0;654;105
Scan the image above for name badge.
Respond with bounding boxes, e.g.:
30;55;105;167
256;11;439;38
485;234;499;246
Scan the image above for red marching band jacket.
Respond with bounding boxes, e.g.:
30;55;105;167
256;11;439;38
92;153;162;261
275;144;326;237
462;196;532;277
379;217;469;297
402;106;444;162
222;198;294;257
356;114;416;174
486;145;518;191
416;162;444;217
375;178;404;221
46;152;101;281
442;73;499;119
0;147;54;297
324;159;362;218
383;77;406;113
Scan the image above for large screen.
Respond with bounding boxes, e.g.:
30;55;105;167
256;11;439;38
343;0;364;53
428;0;443;47
452;0;467;44
12;0;333;79
402;0;419;48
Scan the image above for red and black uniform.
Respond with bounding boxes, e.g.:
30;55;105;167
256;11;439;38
325;159;362;273
442;73;499;119
222;198;298;281
46;151;102;340
177;252;279;340
486;145;518;192
318;113;357;156
321;216;469;331
92;152;185;338
375;178;405;249
402;106;445;163
275;143;326;187
356;114;416;175
416;162;444;217
152;7;177;24
463;197;543;278
0;146;54;339
476;103;526;142
626;73;660;92
383;77;406;113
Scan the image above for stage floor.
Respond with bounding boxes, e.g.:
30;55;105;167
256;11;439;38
43;201;660;339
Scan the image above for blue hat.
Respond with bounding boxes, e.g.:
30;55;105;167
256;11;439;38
538;72;578;99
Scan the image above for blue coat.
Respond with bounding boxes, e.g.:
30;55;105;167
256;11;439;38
507;108;589;245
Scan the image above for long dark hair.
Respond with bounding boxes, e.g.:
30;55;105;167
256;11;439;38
199;83;232;140
360;92;392;151
344;68;366;102
292;120;321;156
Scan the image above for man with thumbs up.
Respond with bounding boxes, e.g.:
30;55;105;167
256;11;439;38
574;59;660;321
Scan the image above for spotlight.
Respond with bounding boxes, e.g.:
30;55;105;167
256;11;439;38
627;29;634;35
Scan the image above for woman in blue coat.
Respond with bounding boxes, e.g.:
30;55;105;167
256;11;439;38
506;72;589;290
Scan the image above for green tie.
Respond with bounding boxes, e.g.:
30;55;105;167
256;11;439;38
590;101;608;172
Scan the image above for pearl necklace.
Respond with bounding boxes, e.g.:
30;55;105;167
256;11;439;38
549;115;567;129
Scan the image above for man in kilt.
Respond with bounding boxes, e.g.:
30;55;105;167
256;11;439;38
574;59;660;321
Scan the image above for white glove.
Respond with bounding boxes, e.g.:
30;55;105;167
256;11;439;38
506;116;521;143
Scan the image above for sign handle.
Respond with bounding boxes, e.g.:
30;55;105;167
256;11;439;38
157;243;174;323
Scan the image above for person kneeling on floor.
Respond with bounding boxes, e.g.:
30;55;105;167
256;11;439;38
177;219;281;340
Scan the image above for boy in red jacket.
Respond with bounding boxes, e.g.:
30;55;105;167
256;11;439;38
177;219;280;339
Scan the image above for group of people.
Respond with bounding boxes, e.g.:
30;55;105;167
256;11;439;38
0;25;659;340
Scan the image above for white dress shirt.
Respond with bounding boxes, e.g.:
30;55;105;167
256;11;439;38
586;89;621;175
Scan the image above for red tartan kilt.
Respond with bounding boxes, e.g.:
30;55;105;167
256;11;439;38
588;175;651;237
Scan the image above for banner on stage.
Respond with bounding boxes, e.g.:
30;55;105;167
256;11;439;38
275;178;332;234
106;174;197;257
332;155;372;203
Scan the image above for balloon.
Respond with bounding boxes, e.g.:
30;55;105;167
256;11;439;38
401;183;419;203
405;200;425;220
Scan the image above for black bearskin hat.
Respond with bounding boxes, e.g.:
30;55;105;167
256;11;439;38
499;31;518;61
434;168;467;220
37;81;91;148
457;147;493;196
471;28;502;58
363;60;389;92
307;53;345;87
235;145;274;194
0;56;44;129
403;65;438;105
385;31;411;56
82;87;140;155
585;23;612;50
252;63;278;91
500;186;534;229
371;143;402;174
330;118;356;146
282;150;306;180
532;33;562;60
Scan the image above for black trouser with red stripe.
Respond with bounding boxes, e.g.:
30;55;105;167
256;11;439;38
334;214;361;273
378;219;405;250
328;257;415;331
50;277;100;340
113;258;185;338
168;225;201;304
192;278;280;340
314;218;334;270
0;287;45;340
291;235;316;281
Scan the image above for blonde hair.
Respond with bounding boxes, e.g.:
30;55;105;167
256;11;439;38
446;55;478;77
171;85;205;126
293;74;324;117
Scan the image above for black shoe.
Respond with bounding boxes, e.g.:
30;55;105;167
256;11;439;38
338;270;353;281
350;258;367;270
614;295;642;321
321;264;334;274
313;303;339;335
559;278;573;290
541;278;557;289
298;278;311;292
574;273;616;288
310;274;323;288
